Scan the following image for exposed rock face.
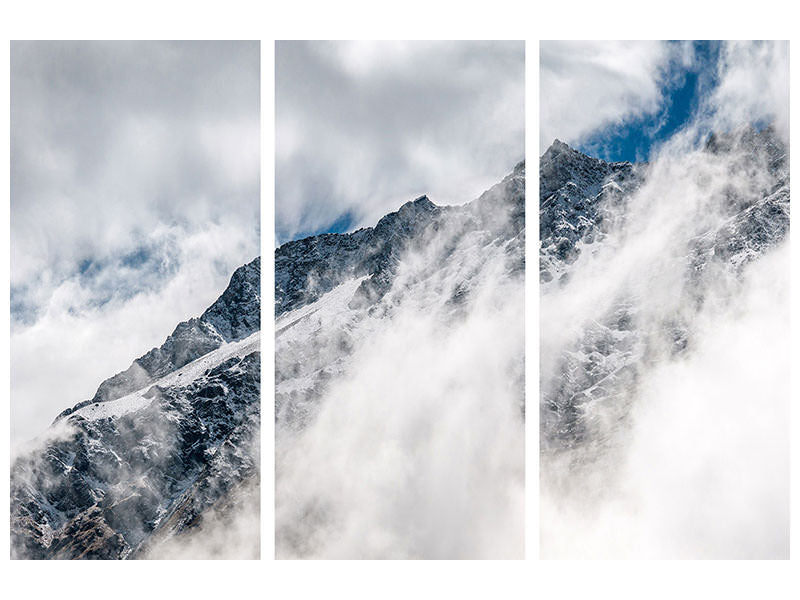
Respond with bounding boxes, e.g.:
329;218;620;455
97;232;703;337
539;127;789;459
539;139;642;283
11;258;261;560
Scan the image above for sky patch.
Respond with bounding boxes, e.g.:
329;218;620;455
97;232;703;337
541;41;787;163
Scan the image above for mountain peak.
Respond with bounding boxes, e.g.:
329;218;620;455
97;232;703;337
545;138;574;156
55;257;261;421
400;194;436;212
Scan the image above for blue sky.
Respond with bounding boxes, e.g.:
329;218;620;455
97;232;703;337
538;40;794;166
576;42;723;163
287;210;359;241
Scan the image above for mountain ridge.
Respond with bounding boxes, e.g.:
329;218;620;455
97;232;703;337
275;160;524;317
275;162;526;558
55;257;260;422
11;257;262;559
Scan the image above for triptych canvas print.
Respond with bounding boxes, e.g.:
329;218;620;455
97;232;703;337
8;40;790;560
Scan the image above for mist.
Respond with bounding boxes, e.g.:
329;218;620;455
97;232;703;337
541;240;789;558
143;482;260;559
275;191;525;559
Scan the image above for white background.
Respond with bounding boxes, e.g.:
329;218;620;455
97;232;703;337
1;1;798;598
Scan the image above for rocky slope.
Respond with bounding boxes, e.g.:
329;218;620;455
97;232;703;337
275;162;524;431
11;257;261;560
539;140;643;284
275;163;525;558
539;126;789;460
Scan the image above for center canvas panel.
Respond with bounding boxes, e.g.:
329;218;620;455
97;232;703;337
274;40;525;559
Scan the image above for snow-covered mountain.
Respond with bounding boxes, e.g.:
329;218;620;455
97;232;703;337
11;257;261;559
539;127;790;558
540;129;788;455
275;163;525;559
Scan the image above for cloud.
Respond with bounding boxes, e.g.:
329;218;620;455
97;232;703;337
11;41;260;444
707;40;789;140
11;42;259;285
539;40;689;153
542;244;789;558
276;41;524;243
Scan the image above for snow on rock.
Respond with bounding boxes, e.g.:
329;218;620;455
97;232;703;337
11;258;261;560
72;331;261;422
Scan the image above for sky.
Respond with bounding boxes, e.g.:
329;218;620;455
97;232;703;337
276;41;525;244
540;41;788;162
11;41;260;445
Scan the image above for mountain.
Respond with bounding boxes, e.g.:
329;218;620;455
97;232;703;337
275;163;525;558
11;257;261;560
539;127;789;470
276;162;525;318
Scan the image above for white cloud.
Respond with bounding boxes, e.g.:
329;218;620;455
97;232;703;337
276;207;524;558
542;243;789;558
708;40;789;140
11;41;259;285
11;41;260;444
276;41;524;243
539;40;682;153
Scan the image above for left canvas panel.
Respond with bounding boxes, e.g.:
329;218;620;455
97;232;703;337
10;41;261;559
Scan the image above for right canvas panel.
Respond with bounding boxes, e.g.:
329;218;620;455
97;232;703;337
539;41;790;559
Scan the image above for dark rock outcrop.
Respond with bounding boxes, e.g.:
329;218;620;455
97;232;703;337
275;161;525;317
